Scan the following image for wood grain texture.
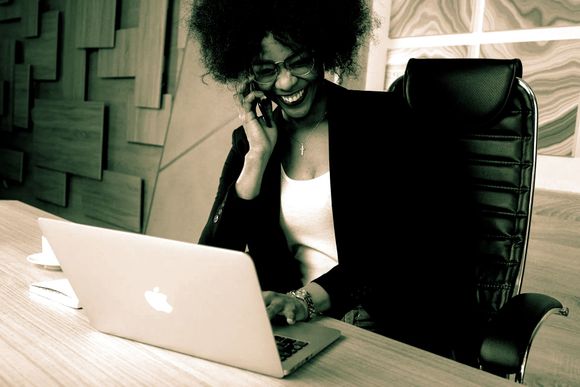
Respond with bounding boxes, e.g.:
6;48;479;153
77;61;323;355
79;170;142;232
0;0;19;20
75;0;117;48
21;0;39;37
0;201;515;386
13;64;31;129
384;46;470;90
23;10;59;81
0;148;24;182
97;28;137;78
86;54;163;235
523;189;580;386
484;0;580;31
127;94;171;145
61;0;87;100
389;0;475;38
480;40;580;156
32;99;105;179
0;38;16;131
33;166;67;207
134;0;169;108
0;80;5;116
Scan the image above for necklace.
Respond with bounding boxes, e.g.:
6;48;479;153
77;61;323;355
288;114;327;156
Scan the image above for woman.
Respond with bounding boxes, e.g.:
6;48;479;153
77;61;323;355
189;0;478;360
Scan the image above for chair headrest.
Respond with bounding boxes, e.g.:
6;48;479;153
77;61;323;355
402;58;523;127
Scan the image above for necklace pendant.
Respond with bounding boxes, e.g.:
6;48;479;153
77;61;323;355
300;143;305;156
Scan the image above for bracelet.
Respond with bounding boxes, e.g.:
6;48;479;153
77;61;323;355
287;288;318;321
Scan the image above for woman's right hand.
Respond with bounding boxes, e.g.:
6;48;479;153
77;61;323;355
233;83;277;200
235;84;277;159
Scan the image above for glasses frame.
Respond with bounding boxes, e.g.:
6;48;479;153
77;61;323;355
251;51;316;86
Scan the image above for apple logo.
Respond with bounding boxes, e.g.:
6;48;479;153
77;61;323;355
144;287;173;313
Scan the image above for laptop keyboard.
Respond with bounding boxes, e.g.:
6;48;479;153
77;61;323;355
275;335;309;361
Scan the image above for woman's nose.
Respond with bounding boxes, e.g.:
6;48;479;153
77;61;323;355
274;67;297;90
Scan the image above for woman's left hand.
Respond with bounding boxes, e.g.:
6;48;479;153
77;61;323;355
262;291;308;325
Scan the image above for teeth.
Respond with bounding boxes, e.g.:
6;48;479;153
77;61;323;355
281;89;305;104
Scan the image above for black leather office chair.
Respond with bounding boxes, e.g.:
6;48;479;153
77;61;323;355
388;58;569;382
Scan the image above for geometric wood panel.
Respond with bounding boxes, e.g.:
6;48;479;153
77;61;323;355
75;0;117;48
0;0;20;21
97;28;137;78
127;94;171;145
0;39;16;131
134;0;169;108
23;11;59;81
61;0;87;100
0;80;5;116
79;169;142;232
389;0;475;38
33;166;67;207
13;64;31;128
484;0;580;31
0;148;24;182
480;40;580;156
32;99;106;179
21;0;40;37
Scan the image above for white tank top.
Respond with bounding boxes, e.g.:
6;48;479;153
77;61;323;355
279;165;339;285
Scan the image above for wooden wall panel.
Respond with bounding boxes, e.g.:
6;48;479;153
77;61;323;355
21;0;39;37
0;0;20;21
61;0;87;100
0;39;16;131
0;148;24;182
485;0;580;31
75;0;117;48
0;80;5;116
389;0;475;38
32;99;105;179
79;170;142;232
33;166;67;207
13;64;31;128
127;94;171;145
134;0;169;108
23;10;59;81
97;28;137;78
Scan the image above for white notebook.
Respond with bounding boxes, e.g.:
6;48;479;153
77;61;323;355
29;278;81;309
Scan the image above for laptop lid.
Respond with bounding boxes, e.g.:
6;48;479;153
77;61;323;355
37;218;340;378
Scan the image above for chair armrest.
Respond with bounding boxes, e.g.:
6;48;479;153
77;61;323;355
479;293;568;379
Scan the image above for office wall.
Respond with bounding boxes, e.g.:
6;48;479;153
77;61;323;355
368;0;580;191
0;0;187;231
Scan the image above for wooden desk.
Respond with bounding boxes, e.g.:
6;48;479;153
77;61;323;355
0;200;511;386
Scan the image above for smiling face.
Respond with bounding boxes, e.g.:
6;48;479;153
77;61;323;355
255;34;325;121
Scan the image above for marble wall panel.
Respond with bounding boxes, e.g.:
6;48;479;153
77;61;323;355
384;46;470;90
484;0;580;31
480;40;580;156
389;0;474;38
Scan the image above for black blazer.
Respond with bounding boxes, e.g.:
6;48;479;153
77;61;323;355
199;81;478;355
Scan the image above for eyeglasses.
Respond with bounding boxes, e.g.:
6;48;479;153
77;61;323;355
251;51;316;85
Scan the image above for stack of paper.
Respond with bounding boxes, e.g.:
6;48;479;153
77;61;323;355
29;278;81;309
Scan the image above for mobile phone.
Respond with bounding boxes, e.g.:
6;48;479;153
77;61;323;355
257;98;272;127
251;82;272;127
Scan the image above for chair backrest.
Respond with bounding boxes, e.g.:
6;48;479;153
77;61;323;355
389;58;538;323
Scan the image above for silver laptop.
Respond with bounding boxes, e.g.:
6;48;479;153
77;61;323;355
37;217;341;378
